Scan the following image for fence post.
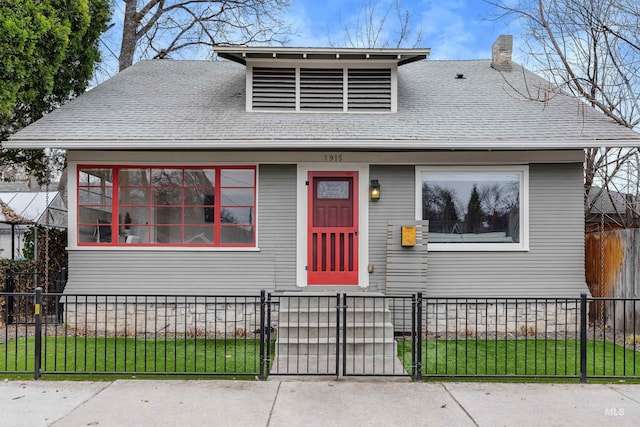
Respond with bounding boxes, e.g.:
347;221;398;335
34;287;43;380
411;294;416;378
259;289;266;380
6;268;15;325
580;293;587;384
416;292;423;381
265;293;272;375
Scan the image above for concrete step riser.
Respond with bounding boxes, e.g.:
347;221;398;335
277;327;395;339
275;342;397;356
279;312;392;324
274;294;399;359
278;298;390;310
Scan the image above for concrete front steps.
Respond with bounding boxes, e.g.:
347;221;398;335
270;293;408;376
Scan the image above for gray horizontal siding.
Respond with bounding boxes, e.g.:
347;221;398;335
368;166;416;292
66;164;297;295
67;162;587;297
369;163;587;297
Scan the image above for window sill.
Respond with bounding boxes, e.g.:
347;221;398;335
427;243;529;252
70;246;261;252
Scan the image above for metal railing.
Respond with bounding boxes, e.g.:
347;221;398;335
2;290;640;381
1;289;264;378
417;296;583;380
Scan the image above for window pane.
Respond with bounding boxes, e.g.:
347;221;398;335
79;206;112;225
152;169;182;186
118;207;149;225
221;169;254;187
184;207;211;225
317;181;349;199
79;169;112;186
421;171;520;243
221;208;254;225
78;222;113;243
119;168;150;186
221;226;254;244
153;187;182;205
79;187;112;204
185;226;214;244
155;207;182;225
119;187;150;205
184;188;214;206
96;221;112;243
123;226;149;244
221;188;254;206
184;169;215;187
78;226;98;243
153;226;182;244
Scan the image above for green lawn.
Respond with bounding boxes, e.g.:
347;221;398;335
398;339;640;377
1;337;268;375
4;336;639;380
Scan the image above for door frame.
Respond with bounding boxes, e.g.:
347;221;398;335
296;163;369;288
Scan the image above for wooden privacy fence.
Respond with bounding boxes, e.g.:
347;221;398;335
585;228;640;331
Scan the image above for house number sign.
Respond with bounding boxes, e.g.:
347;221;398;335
324;154;343;162
317;181;349;199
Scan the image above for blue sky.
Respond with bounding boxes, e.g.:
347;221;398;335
95;0;525;80
286;0;522;60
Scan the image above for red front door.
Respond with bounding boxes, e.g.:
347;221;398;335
307;171;358;285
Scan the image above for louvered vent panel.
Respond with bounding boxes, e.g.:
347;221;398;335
348;69;392;111
300;68;344;111
252;67;296;110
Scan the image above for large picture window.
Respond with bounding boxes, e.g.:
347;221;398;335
78;166;256;247
416;166;528;251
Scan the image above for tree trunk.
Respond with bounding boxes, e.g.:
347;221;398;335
119;0;139;72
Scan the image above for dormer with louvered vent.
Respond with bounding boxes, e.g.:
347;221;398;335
215;46;430;113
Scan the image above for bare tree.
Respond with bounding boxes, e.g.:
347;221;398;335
488;0;640;227
106;0;291;73
329;0;423;48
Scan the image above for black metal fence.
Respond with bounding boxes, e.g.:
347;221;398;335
2;268;67;325
2;290;640;381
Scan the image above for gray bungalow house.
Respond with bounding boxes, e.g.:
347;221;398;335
6;36;640;299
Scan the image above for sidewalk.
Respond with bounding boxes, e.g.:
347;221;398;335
2;378;639;426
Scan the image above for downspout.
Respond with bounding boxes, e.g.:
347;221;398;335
11;223;15;260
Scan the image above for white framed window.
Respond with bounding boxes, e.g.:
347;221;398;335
415;165;529;251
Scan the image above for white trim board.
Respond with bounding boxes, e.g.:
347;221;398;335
67;150;585;165
296;163;370;288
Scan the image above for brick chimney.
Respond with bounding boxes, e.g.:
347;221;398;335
491;35;513;72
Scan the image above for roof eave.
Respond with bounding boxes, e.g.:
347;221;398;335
4;138;639;150
214;46;430;66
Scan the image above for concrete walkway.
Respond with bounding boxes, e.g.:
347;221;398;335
2;379;640;426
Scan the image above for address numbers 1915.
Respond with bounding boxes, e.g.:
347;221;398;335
324;154;343;162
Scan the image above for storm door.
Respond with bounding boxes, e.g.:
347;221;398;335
307;171;358;285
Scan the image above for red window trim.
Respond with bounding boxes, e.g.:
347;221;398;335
77;165;257;248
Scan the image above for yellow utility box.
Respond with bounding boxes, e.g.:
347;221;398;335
401;226;417;247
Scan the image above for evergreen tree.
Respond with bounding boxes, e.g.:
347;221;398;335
441;190;459;232
465;185;485;233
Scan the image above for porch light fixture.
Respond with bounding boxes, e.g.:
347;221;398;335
370;179;381;202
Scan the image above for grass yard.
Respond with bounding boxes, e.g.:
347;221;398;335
397;339;640;378
1;336;269;375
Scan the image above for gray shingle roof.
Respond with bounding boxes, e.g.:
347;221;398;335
6;59;640;149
